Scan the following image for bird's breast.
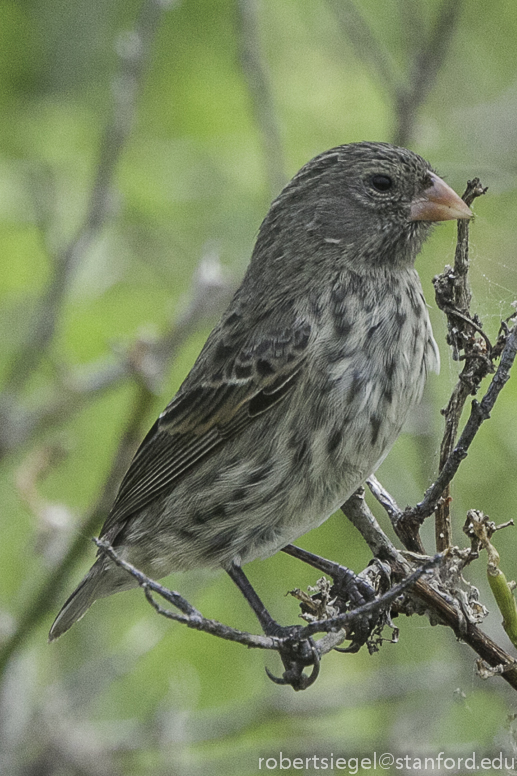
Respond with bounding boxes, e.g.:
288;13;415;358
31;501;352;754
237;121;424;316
298;270;438;469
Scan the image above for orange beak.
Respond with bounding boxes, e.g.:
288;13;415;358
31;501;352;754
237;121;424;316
410;172;473;222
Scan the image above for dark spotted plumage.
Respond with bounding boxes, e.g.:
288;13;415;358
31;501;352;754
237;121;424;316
50;141;472;640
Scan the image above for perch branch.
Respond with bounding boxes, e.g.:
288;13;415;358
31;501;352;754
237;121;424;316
91;539;439;690
340;488;517;691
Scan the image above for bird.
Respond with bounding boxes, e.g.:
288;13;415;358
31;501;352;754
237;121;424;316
49;141;472;641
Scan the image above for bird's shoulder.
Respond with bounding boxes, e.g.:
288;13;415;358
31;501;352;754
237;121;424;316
161;306;312;433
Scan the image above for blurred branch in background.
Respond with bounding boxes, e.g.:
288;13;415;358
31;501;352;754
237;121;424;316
0;0;235;679
0;253;233;679
0;0;288;676
2;253;233;456
0;0;175;461
393;0;464;146
236;0;286;197
326;0;464;146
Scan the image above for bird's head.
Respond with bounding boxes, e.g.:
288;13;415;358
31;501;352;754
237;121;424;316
254;142;472;278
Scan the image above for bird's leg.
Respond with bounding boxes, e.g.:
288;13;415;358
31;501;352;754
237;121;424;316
283;542;357;576
226;562;298;637
226;562;320;690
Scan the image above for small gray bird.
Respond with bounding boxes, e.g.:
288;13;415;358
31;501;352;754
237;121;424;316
49;142;472;640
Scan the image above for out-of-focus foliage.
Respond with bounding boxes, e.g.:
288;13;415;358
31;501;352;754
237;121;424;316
1;1;517;774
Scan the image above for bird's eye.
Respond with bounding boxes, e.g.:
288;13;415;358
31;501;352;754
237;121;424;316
371;174;393;192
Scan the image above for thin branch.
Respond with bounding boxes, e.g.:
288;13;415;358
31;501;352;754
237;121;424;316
93;540;438;655
394;0;463;146
236;0;286;197
403;322;517;528
341;487;517;692
433;178;488;551
341;486;399;560
95;540;278;650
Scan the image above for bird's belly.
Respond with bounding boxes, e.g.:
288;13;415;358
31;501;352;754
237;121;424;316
123;317;435;578
127;372;418;576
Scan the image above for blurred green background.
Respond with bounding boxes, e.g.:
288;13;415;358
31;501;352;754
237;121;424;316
1;0;517;773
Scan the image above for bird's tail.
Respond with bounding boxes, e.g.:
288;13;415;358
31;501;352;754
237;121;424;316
48;562;104;641
48;558;134;641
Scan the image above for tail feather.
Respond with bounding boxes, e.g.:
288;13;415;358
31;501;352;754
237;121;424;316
48;562;104;641
48;557;137;641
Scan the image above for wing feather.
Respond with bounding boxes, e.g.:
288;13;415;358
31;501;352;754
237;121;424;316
101;321;311;535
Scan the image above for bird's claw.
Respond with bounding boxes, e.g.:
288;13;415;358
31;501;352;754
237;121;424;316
265;635;320;691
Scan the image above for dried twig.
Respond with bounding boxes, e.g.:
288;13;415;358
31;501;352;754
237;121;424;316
401;322;517;533
341;488;517;692
432;178;488;551
386;179;517;553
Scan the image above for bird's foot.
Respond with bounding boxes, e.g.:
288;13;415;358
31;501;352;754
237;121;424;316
282;544;380;650
264;626;320;691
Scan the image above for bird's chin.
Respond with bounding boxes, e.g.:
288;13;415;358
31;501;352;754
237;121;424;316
372;220;434;269
407;218;436;254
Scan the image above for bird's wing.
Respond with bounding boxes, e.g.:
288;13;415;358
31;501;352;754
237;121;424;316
101;322;311;533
